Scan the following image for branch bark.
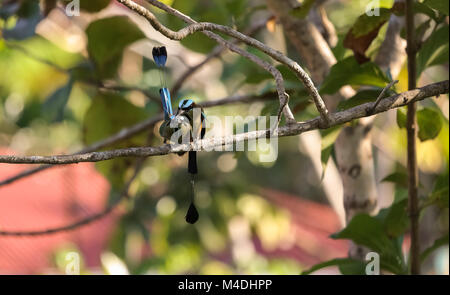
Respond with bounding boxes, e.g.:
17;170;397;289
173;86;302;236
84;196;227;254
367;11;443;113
117;0;327;125
405;0;420;275
266;0;402;260
171;16;270;97
1;80;447;165
0;92;277;187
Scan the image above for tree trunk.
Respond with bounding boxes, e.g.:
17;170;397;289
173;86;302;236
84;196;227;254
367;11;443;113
266;0;378;259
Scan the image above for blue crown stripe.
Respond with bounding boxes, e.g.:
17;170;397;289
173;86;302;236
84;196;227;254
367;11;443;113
162;88;173;116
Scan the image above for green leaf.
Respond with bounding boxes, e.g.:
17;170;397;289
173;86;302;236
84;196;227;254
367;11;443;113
83;93;148;189
417;107;443;141
382;171;408;188
301;258;365;275
338;259;367;275
223;0;248;20
376;199;409;238
332;214;391;253
180;34;218;55
332;34;350;62
350;8;392;38
260;101;279;117
86;16;145;78
414;1;439;21
61;0;111;13
42;78;74;122
17;99;42;128
396;107;407;129
80;0;111;12
425;167;450;209
337;89;390;111
394;187;408;203
168;0;230;54
320;57;390;95
420;234;449;262
332;214;406;274
83;93;148;145
423;0;449;15
320;125;342;178
417;25;449;77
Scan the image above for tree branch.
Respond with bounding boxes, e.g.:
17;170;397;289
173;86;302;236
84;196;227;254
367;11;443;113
405;0;420;275
146;0;297;125
1;80;447;165
5;41;161;103
143;0;327;122
0;92;276;187
0;157;145;236
171;16;270;97
370;80;399;113
117;0;312;125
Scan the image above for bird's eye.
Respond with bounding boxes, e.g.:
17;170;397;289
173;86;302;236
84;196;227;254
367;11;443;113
180;99;193;109
179;99;193;109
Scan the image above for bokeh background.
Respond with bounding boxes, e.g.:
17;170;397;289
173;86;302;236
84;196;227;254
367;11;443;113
0;0;448;274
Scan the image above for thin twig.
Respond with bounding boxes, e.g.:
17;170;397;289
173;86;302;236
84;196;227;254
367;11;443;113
0;115;161;186
94;81;160;103
1;80;447;165
170;16;270;97
405;0;420;275
370;80;399;113
117;0;300;125
0;158;145;236
142;0;327;123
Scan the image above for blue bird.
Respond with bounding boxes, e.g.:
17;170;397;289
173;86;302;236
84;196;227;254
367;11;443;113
152;46;206;224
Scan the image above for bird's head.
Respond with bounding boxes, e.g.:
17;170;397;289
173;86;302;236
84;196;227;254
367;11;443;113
176;99;195;116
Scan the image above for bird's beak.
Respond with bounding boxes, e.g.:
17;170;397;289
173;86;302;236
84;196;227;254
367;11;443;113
176;108;185;116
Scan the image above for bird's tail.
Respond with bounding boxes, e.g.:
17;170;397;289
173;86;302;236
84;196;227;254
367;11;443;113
185;174;199;224
153;46;173;120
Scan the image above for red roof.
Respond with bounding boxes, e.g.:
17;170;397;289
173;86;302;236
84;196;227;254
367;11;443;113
258;188;348;266
0;148;117;274
0;148;348;274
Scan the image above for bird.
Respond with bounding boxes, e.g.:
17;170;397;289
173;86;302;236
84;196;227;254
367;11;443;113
152;46;205;224
175;99;206;224
175;99;206;174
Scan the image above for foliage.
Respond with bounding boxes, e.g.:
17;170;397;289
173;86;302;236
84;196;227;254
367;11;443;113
319;56;390;94
0;0;448;275
86;16;146;78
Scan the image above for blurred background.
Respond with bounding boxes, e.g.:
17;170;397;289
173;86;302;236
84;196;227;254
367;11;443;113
0;0;448;274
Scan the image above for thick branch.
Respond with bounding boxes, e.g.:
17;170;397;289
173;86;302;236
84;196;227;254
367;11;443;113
1;80;447;165
0;92;276;187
